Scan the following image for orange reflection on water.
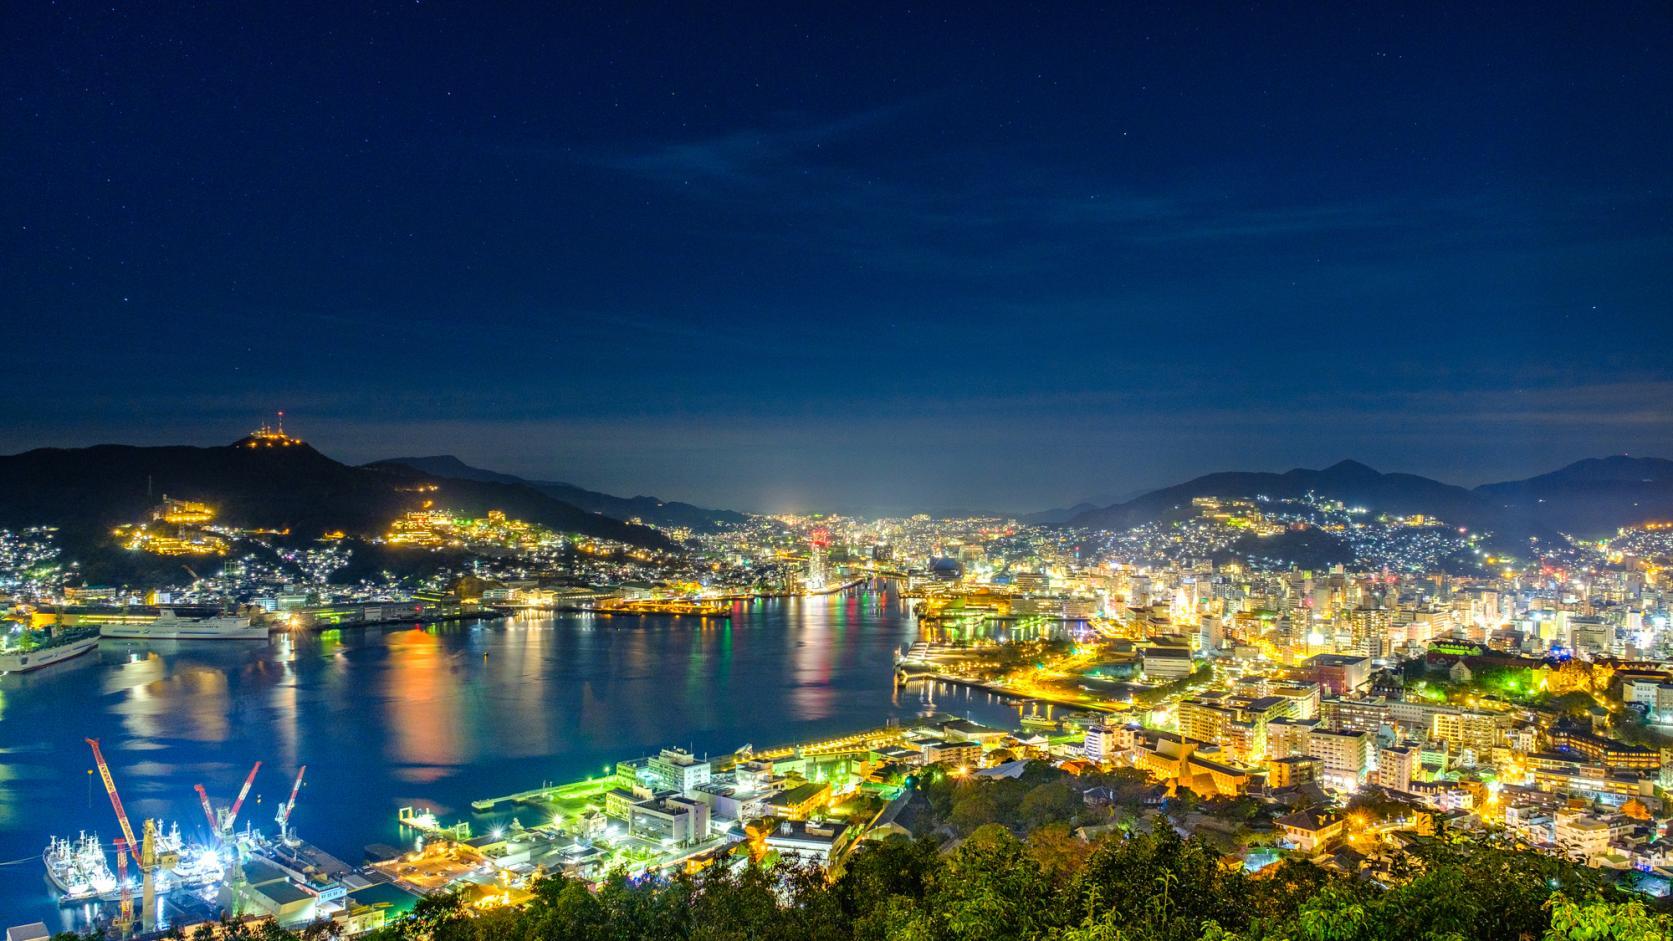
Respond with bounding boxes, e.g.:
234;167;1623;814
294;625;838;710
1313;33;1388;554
383;627;463;780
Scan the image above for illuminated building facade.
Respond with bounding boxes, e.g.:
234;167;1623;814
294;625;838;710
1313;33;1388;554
1307;728;1374;791
806;527;830;591
113;495;229;555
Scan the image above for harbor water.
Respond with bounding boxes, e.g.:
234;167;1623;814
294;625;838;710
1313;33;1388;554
0;581;1023;927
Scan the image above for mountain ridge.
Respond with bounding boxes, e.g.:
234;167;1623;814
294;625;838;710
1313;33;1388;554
369;455;749;531
1474;455;1673;536
0;439;675;556
1066;459;1559;550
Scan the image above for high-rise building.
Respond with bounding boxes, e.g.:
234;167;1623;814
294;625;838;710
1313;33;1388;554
1306;654;1372;696
807;527;830;591
1377;744;1419;792
647;747;712;796
1266;718;1319;760
1083;723;1135;763
1349;607;1392;657
1306;728;1374;791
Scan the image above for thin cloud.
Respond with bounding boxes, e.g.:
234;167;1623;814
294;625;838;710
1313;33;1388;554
591;109;1633;284
598;100;923;185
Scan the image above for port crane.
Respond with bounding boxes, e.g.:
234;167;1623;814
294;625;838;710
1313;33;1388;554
110;837;132;935
226;760;262;834
189;759;263;917
87;738;175;933
275;765;307;842
193;784;219;836
192;761;261;839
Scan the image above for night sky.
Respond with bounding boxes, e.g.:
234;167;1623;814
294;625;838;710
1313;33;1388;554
4;3;1671;513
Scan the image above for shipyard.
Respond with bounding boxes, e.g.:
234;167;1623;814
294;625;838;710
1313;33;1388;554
30;715;1018;935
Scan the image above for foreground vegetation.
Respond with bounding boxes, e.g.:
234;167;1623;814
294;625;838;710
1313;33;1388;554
181;824;1669;941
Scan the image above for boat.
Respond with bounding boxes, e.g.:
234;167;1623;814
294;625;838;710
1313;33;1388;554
43;832;118;902
81;823;225;903
0;628;100;674
99;608;268;640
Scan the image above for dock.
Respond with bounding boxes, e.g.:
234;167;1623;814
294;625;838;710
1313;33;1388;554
470;725;908;813
472;775;616;812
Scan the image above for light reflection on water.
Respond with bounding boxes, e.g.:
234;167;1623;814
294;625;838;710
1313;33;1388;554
0;580;1027;926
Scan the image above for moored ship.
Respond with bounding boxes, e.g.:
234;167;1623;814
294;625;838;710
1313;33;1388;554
0;628;100;674
98;608;268;640
43;833;118;902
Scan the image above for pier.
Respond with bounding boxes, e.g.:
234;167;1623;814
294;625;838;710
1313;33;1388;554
895;666;1121;715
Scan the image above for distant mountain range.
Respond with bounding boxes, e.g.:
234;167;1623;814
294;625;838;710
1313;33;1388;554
1022;490;1153;524
1475;456;1673;536
1020;503;1102;525
0;436;675;557
368;455;748;532
1067;459;1556;549
1064;456;1673;543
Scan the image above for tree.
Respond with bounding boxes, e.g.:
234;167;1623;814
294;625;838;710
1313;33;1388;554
950;786;1001;833
924;826;1060;941
1026;823;1092;883
834;835;940;911
1544;893;1673;941
1070;825;1254;938
1546;691;1599;719
1019;780;1083;830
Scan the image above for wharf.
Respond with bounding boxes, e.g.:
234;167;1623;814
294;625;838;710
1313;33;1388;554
471;725;907;813
278;606;495;632
751;724;908;761
594;598;732;617
895;667;1119;715
472;775;616;813
804;577;867;596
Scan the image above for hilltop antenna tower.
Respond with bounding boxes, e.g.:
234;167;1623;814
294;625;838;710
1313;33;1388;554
246;411;301;447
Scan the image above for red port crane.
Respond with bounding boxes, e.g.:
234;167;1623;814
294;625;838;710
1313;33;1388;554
87;738;148;932
275;765;306;840
193;760;261;842
111;836;132;934
224;760;261;834
193;784;218;834
85;739;138;851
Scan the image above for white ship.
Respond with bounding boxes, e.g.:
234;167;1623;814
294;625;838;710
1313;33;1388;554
99;608;268;641
0;629;100;674
156;823;226;889
75;823;226;903
43;832;118;902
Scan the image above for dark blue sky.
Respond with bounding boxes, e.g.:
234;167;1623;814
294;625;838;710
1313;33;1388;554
4;2;1671;513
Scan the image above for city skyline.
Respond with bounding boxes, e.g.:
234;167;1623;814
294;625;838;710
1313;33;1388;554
5;4;1672;511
